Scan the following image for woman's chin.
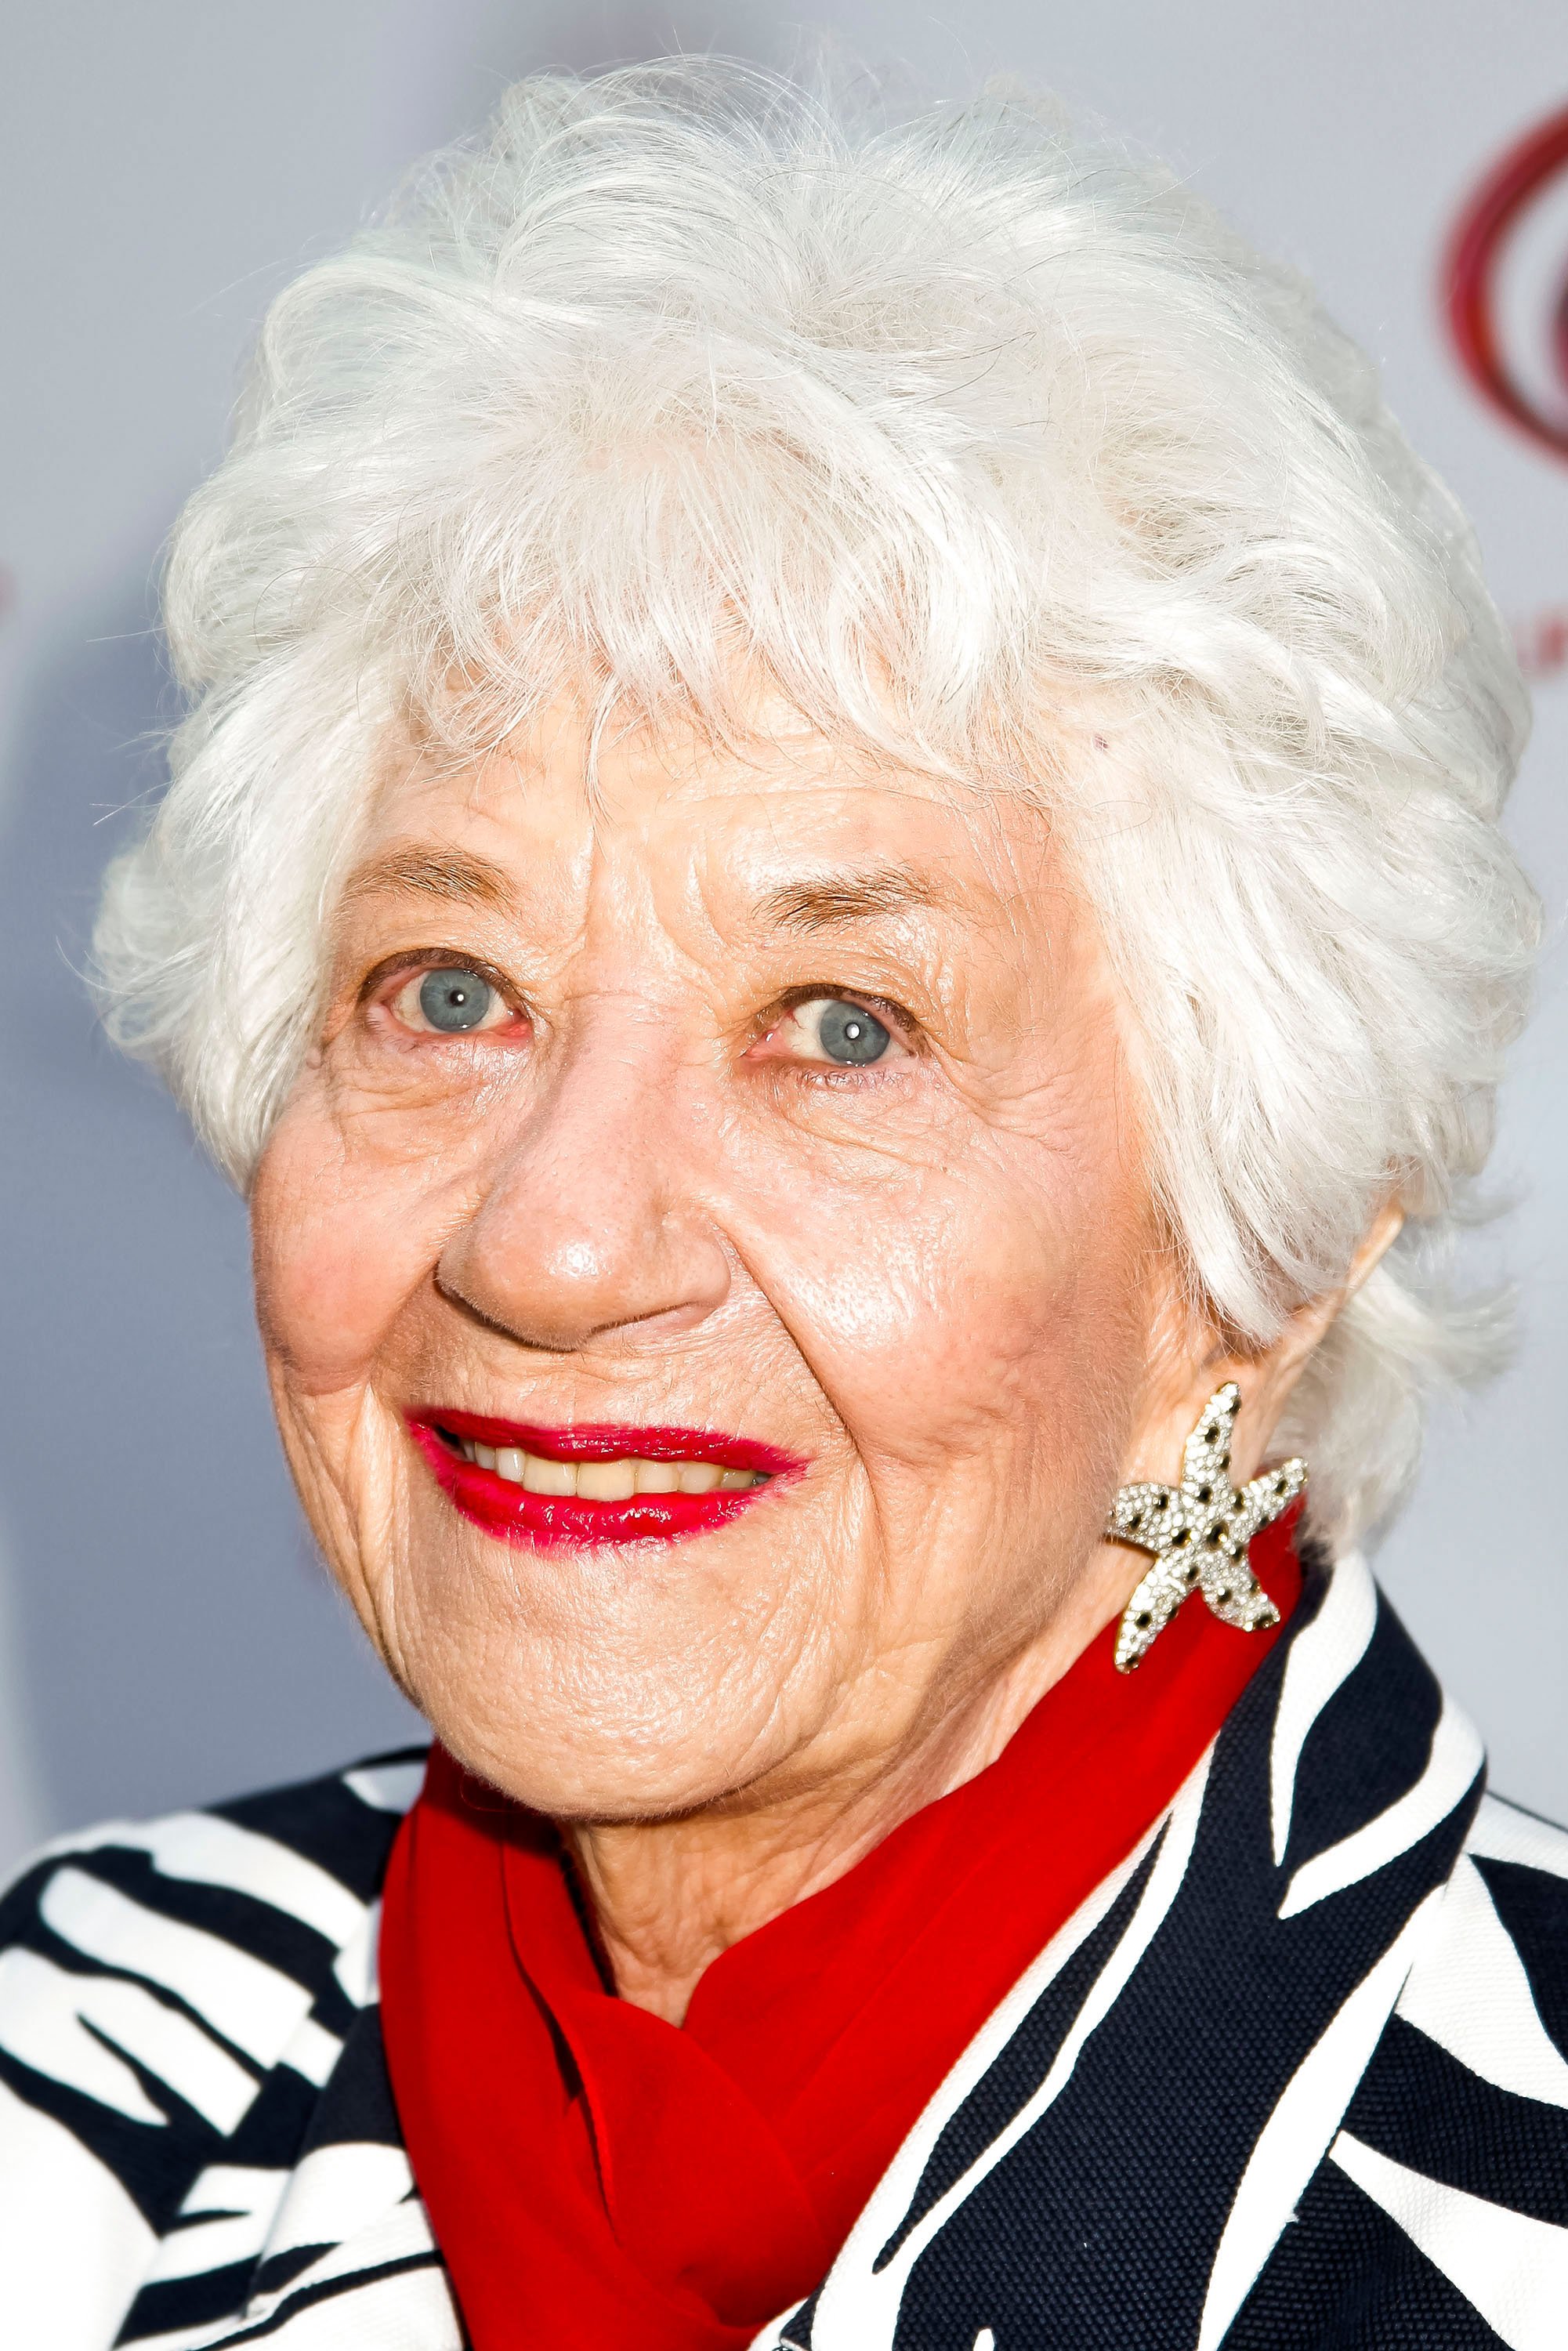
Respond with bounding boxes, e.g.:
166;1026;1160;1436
439;1737;782;1825
416;1665;813;1823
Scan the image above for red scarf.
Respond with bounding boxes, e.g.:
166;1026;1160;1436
380;1519;1300;2349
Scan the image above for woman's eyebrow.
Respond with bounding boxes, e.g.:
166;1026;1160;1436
752;864;958;935
339;846;515;915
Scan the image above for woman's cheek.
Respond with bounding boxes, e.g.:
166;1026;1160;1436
251;1098;458;1394
751;1139;1140;1473
749;1186;1035;1447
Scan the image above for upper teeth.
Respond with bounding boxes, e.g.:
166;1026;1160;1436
456;1440;764;1498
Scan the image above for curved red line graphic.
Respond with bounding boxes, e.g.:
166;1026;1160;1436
1446;103;1568;461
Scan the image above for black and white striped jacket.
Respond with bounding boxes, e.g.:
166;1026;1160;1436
2;1549;1565;2349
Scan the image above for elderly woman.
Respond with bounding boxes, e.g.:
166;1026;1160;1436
2;60;1562;2351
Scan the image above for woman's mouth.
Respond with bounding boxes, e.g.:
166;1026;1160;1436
406;1411;802;1549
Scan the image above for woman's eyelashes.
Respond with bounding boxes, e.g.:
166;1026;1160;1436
751;993;914;1074
364;962;914;1077
378;961;527;1041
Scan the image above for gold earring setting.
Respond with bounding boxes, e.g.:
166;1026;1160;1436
1106;1382;1306;1674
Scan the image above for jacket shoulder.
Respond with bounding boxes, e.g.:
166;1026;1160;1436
0;1741;429;1972
1276;1790;1568;2344
0;1747;428;2348
1465;1786;1568;1880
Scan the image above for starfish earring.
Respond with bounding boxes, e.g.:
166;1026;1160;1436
1106;1381;1306;1673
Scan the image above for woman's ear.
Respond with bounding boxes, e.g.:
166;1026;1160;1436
1121;1199;1405;1491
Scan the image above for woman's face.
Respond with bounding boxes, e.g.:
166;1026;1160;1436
252;701;1171;1817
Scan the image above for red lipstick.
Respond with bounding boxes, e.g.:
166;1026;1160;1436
406;1412;804;1550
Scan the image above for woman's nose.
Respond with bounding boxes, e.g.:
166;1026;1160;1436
434;1012;732;1354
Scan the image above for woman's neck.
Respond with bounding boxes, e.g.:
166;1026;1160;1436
562;1600;1106;2024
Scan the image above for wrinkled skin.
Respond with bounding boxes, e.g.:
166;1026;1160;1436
252;698;1374;2018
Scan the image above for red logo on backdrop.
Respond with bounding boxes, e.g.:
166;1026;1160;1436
1444;102;1568;462
1446;104;1568;681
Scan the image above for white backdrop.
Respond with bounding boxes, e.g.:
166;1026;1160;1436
2;0;1565;1870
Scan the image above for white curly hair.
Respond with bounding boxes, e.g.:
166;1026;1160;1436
92;60;1540;1544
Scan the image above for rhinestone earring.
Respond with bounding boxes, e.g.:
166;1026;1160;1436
1106;1381;1306;1674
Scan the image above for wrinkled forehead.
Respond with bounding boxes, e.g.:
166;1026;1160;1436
353;694;1068;935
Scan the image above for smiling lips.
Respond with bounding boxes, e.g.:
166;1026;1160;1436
407;1411;802;1549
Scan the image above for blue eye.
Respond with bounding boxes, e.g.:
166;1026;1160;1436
418;968;494;1032
815;999;890;1064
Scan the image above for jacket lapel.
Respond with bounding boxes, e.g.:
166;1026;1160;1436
762;1553;1483;2351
